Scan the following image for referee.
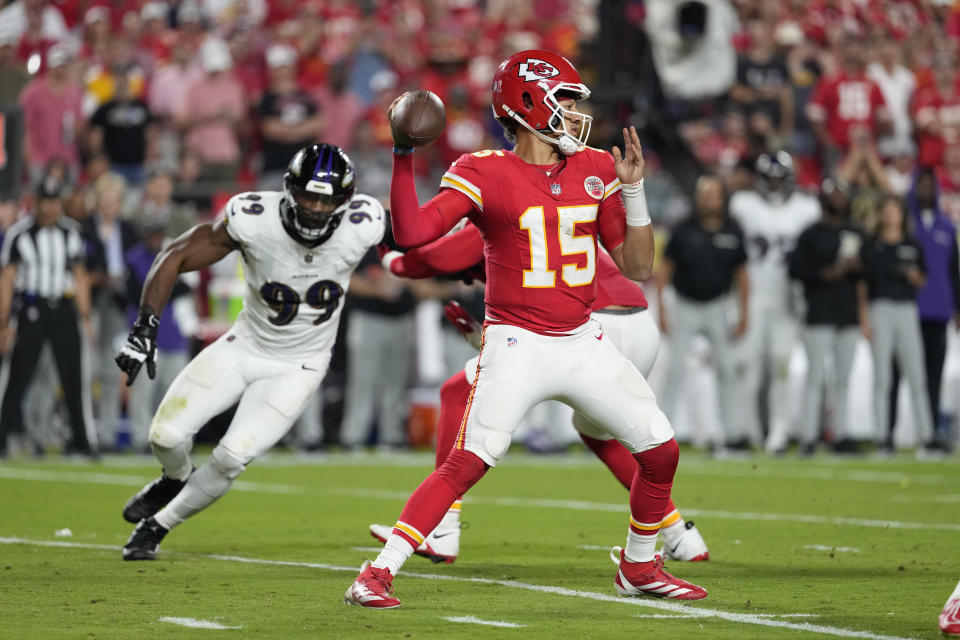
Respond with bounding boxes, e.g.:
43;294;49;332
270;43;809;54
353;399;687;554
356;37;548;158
0;176;95;458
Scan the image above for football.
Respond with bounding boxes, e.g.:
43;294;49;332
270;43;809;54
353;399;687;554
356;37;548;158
389;90;447;148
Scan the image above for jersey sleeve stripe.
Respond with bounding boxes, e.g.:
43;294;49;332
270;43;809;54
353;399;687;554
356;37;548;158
603;179;622;200
441;173;483;210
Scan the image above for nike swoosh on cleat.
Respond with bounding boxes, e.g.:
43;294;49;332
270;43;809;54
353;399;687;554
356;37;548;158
302;364;319;371
595;333;603;341
432;531;457;539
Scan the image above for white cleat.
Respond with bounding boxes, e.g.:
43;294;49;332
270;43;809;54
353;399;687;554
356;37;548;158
661;521;710;562
369;523;459;564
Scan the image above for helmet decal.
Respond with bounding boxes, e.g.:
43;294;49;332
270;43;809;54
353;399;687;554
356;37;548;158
518;58;560;82
288;149;306;176
492;50;592;156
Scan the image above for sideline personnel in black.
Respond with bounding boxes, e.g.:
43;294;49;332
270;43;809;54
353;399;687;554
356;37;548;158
788;179;862;454
656;175;750;448
0;177;95;458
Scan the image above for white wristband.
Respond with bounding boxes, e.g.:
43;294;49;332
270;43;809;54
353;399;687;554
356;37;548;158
621;178;651;227
381;250;403;273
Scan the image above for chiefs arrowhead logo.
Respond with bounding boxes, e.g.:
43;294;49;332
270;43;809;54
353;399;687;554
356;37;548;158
518;58;559;82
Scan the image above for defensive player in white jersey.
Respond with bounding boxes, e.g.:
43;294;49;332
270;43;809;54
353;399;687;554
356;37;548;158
729;152;820;453
115;144;385;560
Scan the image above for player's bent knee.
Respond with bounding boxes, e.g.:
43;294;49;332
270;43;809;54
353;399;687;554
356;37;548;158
633;438;679;484
437;448;489;495
211;445;247;481
572;411;609;440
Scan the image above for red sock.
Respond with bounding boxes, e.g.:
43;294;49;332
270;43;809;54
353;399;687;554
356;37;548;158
392;448;488;549
579;433;677;517
435;371;471;469
628;439;679;535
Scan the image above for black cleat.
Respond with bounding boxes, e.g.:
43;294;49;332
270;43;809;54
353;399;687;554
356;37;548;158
122;517;169;561
122;472;189;523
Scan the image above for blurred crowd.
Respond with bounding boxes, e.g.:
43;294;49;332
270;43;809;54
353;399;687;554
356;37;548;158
0;0;959;458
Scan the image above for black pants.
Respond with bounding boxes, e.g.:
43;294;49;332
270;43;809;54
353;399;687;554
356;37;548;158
0;301;92;453
888;320;948;441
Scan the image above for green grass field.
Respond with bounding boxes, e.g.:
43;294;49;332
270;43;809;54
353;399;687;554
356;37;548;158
0;448;957;639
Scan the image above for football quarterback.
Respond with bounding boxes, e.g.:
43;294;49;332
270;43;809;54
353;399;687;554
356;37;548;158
115;143;385;560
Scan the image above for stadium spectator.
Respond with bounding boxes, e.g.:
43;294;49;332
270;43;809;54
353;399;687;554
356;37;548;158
88;68;156;186
0;0;69;46
257;44;324;188
730;18;793;147
884;139;918;197
656;175;749;449
858;195;935;455
912;54;960;170
806;38;889;174
130;166;197;240
19;43;84;183
644;0;737;113
866;37;915;159
840;127;895;231
939;143;960;224
85;173;139;449
311;63;365;151
0;175;94;458
788;179;862;454
0;30;30;103
339;251;416;451
175;38;245;192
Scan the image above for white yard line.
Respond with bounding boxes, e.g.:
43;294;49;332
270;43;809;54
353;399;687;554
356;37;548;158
442;616;525;628
803;545;861;553
158;617;241;630
0;537;918;640
2;467;957;532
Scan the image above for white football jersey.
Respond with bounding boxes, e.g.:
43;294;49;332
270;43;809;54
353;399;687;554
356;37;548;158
223;190;385;359
729;189;820;302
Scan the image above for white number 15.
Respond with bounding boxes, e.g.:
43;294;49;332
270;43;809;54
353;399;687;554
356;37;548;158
518;204;598;288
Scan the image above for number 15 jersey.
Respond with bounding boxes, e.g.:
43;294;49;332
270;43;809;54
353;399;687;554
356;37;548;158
223;191;385;359
440;148;628;335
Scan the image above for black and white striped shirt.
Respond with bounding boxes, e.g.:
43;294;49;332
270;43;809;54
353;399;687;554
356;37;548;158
0;216;85;300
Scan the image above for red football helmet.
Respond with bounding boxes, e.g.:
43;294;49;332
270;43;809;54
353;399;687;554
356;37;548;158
491;49;592;155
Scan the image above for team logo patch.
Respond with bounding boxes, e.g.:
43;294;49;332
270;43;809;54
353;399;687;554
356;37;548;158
584;176;604;199
507;337;518;348
518;58;559;82
550;183;562;195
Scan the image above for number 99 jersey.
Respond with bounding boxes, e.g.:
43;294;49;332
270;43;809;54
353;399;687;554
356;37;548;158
222;190;385;358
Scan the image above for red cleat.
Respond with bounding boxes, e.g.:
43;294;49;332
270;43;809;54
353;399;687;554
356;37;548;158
610;547;707;600
941;595;960;636
343;561;401;609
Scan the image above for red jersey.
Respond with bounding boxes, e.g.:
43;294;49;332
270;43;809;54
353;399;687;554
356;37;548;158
439;148;628;334
595;252;648;309
913;85;960;167
386;223;648;311
805;72;888;149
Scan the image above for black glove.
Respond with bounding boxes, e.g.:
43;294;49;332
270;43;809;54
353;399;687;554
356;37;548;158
115;307;159;386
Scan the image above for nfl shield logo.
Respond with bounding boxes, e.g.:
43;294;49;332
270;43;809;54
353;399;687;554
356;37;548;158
550;183;562;195
584;176;604;200
507;337;518;348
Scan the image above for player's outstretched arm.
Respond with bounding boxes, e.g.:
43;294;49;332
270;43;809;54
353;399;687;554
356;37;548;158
389;153;471;248
116;220;237;385
140;219;237;315
611;126;655;281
